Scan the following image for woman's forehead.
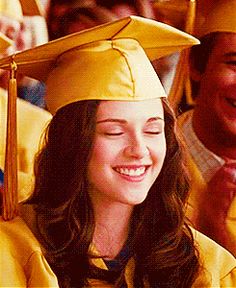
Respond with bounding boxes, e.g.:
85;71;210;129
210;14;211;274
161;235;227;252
96;99;164;120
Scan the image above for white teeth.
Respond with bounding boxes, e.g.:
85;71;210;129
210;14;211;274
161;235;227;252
115;167;146;176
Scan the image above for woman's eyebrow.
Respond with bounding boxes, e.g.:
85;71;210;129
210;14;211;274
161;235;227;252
96;118;127;124
147;117;164;122
97;116;164;124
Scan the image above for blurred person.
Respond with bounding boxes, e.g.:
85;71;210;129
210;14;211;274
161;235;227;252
17;14;49;108
0;0;52;205
0;16;236;287
178;0;236;256
47;0;155;40
0;7;22;88
16;1;49;108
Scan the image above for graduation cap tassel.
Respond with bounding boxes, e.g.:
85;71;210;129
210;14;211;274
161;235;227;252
184;0;196;107
3;58;18;220
168;0;196;112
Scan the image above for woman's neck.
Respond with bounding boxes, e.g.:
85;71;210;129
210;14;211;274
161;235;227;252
92;201;133;260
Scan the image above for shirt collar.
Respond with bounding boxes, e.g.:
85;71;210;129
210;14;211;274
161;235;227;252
182;112;225;182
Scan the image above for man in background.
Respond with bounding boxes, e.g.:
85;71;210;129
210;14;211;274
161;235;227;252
178;0;236;256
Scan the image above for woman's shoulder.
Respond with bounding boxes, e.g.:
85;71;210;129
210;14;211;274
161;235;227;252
0;215;43;270
0;216;59;287
191;227;236;287
0;215;41;254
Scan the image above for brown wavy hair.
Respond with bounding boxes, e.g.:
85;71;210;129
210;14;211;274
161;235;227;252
27;98;200;287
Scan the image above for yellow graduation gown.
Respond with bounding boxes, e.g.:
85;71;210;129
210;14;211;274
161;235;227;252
178;110;236;257
1;215;236;287
0;88;52;201
0;216;59;287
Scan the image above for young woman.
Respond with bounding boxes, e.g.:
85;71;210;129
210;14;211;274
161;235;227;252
0;16;236;287
29;96;201;287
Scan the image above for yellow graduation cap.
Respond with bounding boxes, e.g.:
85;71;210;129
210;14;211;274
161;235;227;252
0;15;199;220
153;1;198;110
196;0;236;37
0;15;199;113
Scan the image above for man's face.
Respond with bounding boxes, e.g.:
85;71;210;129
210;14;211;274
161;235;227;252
195;33;236;139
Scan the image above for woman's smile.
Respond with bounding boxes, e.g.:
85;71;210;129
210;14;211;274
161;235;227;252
113;165;150;182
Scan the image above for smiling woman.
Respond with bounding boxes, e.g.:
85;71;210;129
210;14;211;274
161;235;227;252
0;15;236;288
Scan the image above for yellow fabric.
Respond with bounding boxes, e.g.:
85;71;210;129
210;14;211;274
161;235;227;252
191;228;236;287
1;214;236;287
0;88;52;202
196;0;236;37
178;110;236;257
46;39;166;114
0;0;23;21
89;230;236;287
0;216;59;287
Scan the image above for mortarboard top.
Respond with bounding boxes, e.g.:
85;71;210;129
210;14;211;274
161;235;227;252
0;15;199;114
196;0;236;38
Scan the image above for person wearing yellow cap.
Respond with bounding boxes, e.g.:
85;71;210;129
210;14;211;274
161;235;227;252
0;16;236;287
178;0;236;257
0;0;52;204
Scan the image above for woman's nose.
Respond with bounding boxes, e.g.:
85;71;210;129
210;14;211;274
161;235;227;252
124;136;149;159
